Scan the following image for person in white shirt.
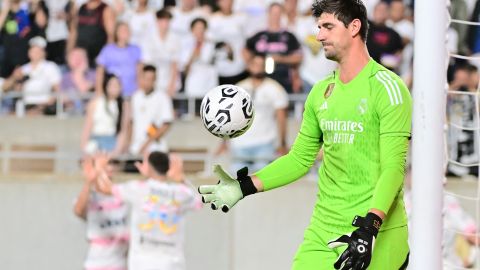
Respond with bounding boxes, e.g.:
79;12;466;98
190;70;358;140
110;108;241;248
74;155;129;270
81;74;129;156
4;36;62;115
127;0;157;49
141;9;181;97
233;0;276;37
129;65;174;157
44;0;70;65
283;0;337;92
208;0;248;85
170;0;207;37
179;17;218;99
386;0;414;81
218;54;289;172
95;151;202;270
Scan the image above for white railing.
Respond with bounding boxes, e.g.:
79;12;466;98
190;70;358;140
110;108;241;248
0;91;308;120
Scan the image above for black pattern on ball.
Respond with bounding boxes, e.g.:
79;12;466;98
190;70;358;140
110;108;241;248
221;85;238;98
242;98;253;119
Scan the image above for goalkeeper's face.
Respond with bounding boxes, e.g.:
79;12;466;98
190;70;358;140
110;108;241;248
316;13;353;62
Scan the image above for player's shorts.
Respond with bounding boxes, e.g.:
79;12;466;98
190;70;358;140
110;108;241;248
292;225;409;270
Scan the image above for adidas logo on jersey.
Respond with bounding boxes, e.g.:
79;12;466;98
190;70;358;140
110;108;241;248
320;101;328;110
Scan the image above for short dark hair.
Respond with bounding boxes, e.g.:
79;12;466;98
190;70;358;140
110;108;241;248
148;151;170;175
190;17;208;30
467;64;478;74
312;0;369;41
156;8;172;19
143;64;156;73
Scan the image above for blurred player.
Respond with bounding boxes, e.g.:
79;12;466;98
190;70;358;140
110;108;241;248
96;152;202;270
73;155;129;270
403;168;480;268
199;0;412;269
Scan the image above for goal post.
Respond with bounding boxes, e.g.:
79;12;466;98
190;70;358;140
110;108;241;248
410;0;447;269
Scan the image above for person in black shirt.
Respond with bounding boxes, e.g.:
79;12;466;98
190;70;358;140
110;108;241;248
67;0;115;68
366;1;403;72
243;2;303;93
0;0;48;77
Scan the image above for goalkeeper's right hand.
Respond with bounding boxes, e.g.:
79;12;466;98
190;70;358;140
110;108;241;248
198;165;257;213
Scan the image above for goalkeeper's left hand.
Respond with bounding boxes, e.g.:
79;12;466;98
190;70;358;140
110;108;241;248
198;165;257;213
327;212;383;270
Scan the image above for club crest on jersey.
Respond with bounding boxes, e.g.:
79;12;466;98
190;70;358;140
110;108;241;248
324;83;335;98
358;98;368;115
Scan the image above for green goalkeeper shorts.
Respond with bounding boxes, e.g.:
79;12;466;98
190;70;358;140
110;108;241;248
292;226;409;270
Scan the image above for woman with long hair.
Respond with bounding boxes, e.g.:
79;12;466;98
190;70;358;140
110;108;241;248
81;73;129;156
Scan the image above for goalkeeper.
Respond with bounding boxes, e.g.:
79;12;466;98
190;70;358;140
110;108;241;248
199;0;412;269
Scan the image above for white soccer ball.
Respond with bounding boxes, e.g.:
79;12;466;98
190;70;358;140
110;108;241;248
200;84;254;139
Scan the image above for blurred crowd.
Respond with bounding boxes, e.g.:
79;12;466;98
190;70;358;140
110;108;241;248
447;0;480;180
0;0;422;114
0;0;478;168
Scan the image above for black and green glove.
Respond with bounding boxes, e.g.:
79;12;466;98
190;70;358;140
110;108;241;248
327;212;383;270
198;165;257;213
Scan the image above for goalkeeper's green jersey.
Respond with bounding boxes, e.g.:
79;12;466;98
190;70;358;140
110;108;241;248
256;59;412;233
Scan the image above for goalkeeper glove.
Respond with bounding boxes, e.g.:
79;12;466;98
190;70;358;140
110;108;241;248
198;165;257;213
327;212;383;270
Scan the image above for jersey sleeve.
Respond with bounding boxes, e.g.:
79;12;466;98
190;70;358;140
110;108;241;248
269;80;289;109
112;180;141;204
95;45;109;67
153;93;174;126
373;70;412;138
369;136;408;214
370;71;412;215
254;86;323;191
286;31;302;54
177;180;203;212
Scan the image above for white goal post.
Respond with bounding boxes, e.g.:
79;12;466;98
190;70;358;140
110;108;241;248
410;0;447;269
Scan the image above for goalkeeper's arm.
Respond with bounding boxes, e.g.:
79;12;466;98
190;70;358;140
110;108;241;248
199;89;323;211
369;135;409;218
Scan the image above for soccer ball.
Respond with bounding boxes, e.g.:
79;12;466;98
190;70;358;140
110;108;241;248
200;84;254;139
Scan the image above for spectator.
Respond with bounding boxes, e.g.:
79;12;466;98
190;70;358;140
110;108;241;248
95;151;202;270
107;0;135;21
450;0;469;55
44;0;70;65
363;0;380;20
129;65;174;157
233;0;274;37
96;22;142;98
127;0;157;48
283;0;336;92
367;1;403;72
67;0;115;68
244;2;303;93
447;64;479;177
73;155;129;270
208;0;248;85
180;17;218;100
141;9;181;97
0;0;48;77
387;0;414;80
467;0;480;56
81;74;128;156
218;54;288;172
170;0;207;37
61;47;96;114
3;36;61;115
